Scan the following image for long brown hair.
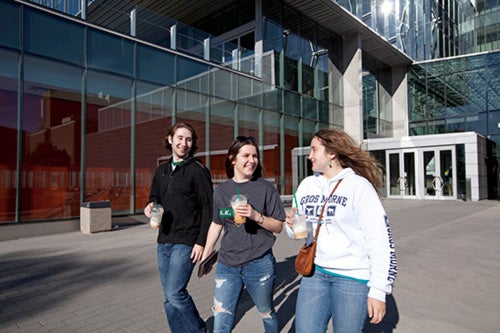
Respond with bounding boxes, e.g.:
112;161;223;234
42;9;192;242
313;128;383;191
163;122;199;156
225;136;263;179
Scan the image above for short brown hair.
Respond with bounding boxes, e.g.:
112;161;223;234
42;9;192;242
163;122;199;156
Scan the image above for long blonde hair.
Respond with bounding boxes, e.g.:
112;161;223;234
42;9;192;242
314;128;384;191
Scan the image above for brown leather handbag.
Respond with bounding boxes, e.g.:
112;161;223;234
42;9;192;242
295;179;343;276
295;239;317;276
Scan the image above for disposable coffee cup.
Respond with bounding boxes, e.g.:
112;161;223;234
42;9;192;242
150;204;164;229
230;194;248;224
291;213;307;239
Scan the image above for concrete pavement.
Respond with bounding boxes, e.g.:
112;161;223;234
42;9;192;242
1;199;499;332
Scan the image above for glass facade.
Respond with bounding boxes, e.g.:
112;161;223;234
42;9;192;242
3;0;499;228
336;0;476;61
475;0;500;52
408;52;500;197
0;0;345;223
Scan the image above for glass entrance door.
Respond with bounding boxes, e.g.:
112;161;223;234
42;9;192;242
387;150;416;198
422;147;456;199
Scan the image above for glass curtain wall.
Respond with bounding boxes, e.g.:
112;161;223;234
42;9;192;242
135;44;175;211
408;51;500;198
0;1;19;222
336;0;476;61
21;7;85;221
22;57;82;220
475;0;500;52
0;0;343;224
262;0;343;192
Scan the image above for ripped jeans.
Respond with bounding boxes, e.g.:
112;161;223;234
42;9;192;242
212;251;278;333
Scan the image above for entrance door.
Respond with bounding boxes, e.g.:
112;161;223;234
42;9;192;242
422;146;456;199
387;150;417;198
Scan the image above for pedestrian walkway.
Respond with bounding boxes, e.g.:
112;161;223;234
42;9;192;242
1;199;499;332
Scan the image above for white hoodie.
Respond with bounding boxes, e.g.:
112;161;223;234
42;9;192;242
286;168;397;302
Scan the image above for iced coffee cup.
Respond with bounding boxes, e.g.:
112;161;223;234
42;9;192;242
150;203;164;229
230;194;248;224
291;212;307;239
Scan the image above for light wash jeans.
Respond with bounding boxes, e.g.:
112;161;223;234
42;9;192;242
212;251;278;333
157;243;207;333
295;268;369;333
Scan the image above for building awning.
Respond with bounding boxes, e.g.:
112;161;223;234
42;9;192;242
283;0;413;68
86;0;413;68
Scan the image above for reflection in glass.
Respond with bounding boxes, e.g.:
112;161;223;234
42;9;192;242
22;56;82;221
0;50;19;222
88;28;134;76
176;88;208;168
263;110;281;191
389;153;399;195
86;71;132;214
284;115;300;194
440;150;453;196
404;152;415;195
423;151;436;196
24;8;84;65
210;97;235;185
135;83;173;213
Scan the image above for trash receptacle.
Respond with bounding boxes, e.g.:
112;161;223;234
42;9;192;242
80;201;111;234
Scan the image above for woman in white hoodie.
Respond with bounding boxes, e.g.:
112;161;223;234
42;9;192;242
286;128;397;333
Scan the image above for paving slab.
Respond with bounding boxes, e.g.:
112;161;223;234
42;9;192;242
1;199;499;332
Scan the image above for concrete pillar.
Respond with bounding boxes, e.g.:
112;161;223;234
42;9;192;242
342;33;363;143
392;65;409;137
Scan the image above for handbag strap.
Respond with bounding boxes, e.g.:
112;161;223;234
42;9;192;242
313;179;343;241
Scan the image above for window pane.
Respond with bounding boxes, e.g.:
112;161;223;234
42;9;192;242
0;50;19;222
303;95;317;120
283;90;300;116
263;109;280;191
177;57;210;93
176;88;208;167
88;28;134;76
210;97;236;183
284;115;299;194
238;75;262;107
137;44;175;85
22;56;82;221
238;104;259;139
135;82;173;213
86;70;132;213
303;119;316;145
24;8;84;65
213;69;236;100
0;1;20;49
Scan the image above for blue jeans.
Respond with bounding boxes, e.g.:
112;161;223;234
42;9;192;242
295;268;369;333
212;251;278;333
157;243;207;333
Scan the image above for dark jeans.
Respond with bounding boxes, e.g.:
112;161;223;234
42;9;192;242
157;243;207;333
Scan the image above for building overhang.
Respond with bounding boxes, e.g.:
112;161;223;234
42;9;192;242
283;0;413;68
85;0;413;69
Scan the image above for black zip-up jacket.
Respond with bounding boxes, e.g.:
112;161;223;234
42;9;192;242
148;156;213;247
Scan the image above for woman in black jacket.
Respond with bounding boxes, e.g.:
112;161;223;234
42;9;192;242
144;122;213;333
